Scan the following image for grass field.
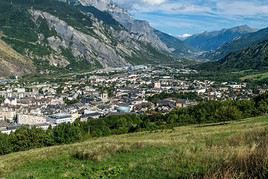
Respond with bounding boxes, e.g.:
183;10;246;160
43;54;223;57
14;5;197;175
0;116;267;178
241;71;268;81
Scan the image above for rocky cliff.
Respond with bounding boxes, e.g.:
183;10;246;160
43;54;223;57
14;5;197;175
0;0;175;77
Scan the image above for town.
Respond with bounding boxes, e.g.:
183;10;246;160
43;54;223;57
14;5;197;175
0;65;258;134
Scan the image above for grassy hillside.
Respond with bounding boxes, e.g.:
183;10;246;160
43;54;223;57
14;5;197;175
0;116;267;178
241;71;268;81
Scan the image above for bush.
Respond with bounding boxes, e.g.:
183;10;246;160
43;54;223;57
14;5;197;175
0;133;12;155
52;123;82;144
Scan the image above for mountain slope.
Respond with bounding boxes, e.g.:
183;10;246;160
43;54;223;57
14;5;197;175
68;0;199;58
204;27;268;60
196;40;268;71
185;25;256;52
0;39;34;78
154;30;198;57
0;0;176;77
65;0;171;52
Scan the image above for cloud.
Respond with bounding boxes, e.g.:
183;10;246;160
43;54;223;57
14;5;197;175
142;0;166;5
113;0;268;34
216;1;268;16
177;33;192;40
115;0;268;17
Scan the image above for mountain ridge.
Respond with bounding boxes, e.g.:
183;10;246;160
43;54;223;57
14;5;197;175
196;39;268;71
204;27;268;60
185;25;256;52
0;0;177;77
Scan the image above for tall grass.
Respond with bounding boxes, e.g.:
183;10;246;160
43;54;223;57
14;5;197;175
73;142;145;162
206;128;268;178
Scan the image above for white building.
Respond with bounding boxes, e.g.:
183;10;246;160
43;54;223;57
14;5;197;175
47;113;72;124
17;114;47;125
4;98;17;106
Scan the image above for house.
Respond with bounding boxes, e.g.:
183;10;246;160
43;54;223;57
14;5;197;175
133;102;154;113
0;111;16;121
176;99;196;108
154;82;161;89
4;98;17;106
80;112;102;121
0;120;10;131
100;92;109;103
156;99;176;112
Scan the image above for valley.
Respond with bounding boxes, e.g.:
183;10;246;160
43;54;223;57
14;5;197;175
0;0;268;178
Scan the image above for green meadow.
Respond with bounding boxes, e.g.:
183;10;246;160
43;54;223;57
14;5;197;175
0;116;267;179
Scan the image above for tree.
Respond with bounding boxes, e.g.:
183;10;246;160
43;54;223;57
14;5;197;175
216;105;242;123
256;100;268;115
236;100;255;118
10;127;49;152
0;96;4;104
52;123;82;144
0;133;12;155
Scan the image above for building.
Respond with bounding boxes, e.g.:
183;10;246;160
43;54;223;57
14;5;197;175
154;82;161;89
0;111;16;121
47;113;72;124
17;114;47;125
116;103;131;113
100;92;109;103
80;112;102;121
4;98;17;106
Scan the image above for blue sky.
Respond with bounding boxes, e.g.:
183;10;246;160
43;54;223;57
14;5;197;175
113;0;268;37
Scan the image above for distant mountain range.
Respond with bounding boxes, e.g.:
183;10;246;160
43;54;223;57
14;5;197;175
196;40;268;71
184;25;256;52
187;25;268;72
204;27;268;60
0;0;268;77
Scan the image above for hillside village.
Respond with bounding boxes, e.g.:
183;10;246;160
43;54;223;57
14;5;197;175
0;65;256;134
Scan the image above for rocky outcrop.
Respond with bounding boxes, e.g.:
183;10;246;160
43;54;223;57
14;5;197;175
66;0;170;52
0;40;35;78
111;12;170;52
31;10;130;68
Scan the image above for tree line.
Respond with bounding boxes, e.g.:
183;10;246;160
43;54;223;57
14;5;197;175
147;92;203;104
1;93;268;155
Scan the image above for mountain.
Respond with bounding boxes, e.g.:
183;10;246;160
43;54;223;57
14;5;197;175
65;0;170;52
196;40;268;71
204;27;268;60
154;30;198;57
68;0;197;57
185;25;256;52
0;0;177;77
0;39;34;78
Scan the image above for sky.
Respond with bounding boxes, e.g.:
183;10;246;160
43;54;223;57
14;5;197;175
113;0;268;37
